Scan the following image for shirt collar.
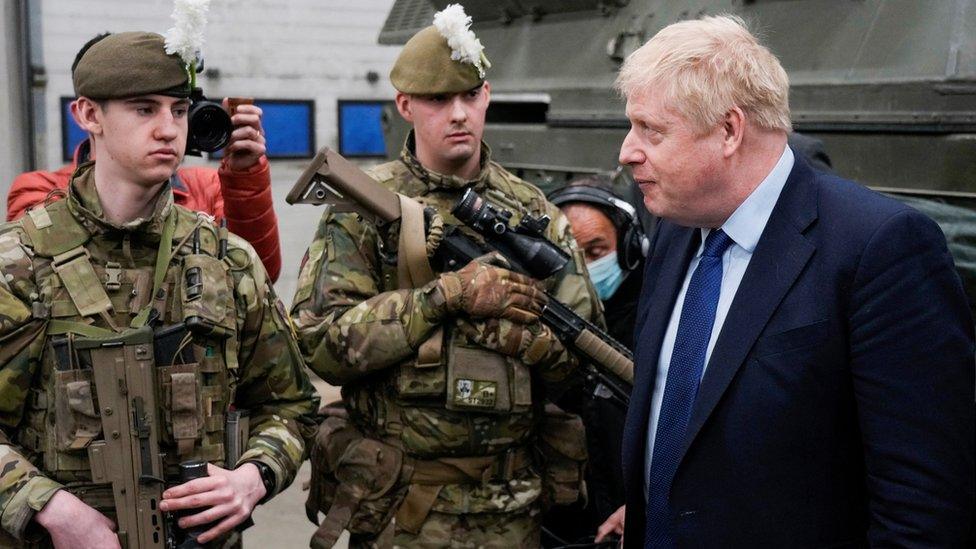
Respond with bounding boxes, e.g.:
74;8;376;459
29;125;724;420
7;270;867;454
400;130;493;192
701;144;794;254
67;161;175;236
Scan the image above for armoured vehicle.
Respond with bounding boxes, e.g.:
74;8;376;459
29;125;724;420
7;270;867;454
378;0;976;307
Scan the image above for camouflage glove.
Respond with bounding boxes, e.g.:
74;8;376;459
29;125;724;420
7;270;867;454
436;253;547;324
456;317;569;369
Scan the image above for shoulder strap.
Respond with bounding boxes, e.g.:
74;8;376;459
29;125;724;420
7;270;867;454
131;211;178;328
396;194;435;289
47;319;116;338
20;200;90;257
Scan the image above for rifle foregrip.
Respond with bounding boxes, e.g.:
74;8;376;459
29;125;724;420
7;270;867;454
573;329;634;384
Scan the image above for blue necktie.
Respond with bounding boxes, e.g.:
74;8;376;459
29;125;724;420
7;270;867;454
646;229;733;549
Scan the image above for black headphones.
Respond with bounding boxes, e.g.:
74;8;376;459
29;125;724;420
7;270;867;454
548;184;650;271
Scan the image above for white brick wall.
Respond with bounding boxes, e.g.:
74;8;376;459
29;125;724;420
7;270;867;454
39;0;401;167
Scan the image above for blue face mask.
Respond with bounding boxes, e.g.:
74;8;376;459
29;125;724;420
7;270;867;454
587;251;625;300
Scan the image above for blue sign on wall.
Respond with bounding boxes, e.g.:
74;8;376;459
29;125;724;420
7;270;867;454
258;100;315;158
338;101;387;157
61;97;316;161
61;97;88;162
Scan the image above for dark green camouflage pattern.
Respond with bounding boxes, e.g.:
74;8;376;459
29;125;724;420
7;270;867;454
384;505;542;549
0;164;319;542
291;136;602;535
455;318;571;379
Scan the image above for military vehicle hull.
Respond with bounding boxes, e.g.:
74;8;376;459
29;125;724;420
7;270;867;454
380;0;976;199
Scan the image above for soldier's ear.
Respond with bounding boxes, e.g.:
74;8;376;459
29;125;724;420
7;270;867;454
73;97;104;136
395;92;414;123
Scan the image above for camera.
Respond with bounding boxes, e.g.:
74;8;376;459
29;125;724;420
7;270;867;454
186;87;232;156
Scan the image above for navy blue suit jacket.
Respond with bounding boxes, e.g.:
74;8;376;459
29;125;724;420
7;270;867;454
623;153;975;547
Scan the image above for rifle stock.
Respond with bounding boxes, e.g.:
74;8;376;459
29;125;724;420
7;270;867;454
286;147;401;224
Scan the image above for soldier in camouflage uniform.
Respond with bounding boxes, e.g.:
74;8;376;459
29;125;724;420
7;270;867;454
291;6;602;548
0;32;318;548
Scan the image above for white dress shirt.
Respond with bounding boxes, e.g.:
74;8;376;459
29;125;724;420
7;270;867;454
644;145;795;496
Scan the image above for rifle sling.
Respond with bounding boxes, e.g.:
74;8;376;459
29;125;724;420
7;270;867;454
396;194;435;289
131;211;177;328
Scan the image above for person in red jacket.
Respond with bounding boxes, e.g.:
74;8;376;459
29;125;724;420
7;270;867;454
7;35;282;281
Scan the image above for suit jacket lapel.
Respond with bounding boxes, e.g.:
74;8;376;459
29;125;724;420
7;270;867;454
680;157;820;458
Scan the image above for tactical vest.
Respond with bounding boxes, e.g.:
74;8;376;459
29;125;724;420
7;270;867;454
349;176;551;458
14;200;241;501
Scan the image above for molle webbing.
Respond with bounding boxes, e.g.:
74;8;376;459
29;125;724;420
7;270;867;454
23;199;179;337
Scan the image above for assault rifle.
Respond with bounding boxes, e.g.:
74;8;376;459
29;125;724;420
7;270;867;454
50;325;253;549
287;147;633;408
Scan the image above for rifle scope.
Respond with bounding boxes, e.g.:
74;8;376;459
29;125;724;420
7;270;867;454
451;188;570;280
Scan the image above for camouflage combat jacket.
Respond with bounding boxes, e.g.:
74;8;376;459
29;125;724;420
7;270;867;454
0;163;319;543
291;136;603;516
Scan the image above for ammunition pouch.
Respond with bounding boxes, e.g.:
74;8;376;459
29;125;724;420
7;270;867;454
396;331;532;416
160;364;203;456
154;323;231;461
445;342;531;415
307;403;407;549
52;369;101;451
534;403;588;508
180;253;235;338
394;355;446;400
307;402;535;547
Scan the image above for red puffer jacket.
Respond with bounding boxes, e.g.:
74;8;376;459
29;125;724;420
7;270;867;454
6;140;282;281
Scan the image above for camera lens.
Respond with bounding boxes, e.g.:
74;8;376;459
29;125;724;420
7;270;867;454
187;101;232;152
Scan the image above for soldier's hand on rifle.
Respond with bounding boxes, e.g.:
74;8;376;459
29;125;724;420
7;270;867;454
34;489;121;549
457;317;568;369
222;99;266;172
437;253;547;324
159;462;266;544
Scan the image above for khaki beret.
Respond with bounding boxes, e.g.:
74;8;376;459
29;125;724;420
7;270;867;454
73;32;190;99
390;26;484;95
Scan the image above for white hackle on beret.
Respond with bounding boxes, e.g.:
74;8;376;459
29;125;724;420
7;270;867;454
164;0;210;66
433;4;491;78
